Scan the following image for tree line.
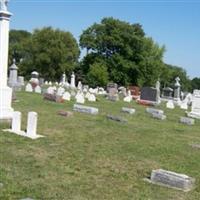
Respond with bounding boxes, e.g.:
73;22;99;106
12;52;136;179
8;17;200;91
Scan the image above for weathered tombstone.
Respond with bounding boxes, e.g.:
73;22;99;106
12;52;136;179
47;86;55;95
107;115;127;123
174;77;181;101
57;111;73;117
166;100;175;109
25;83;33;92
180;101;188;110
75;92;85;104
149;169;195;192
18;76;25;86
26;112;37;138
62;91;71;101
77;81;83;91
11;111;21;133
121;107;135;114
88;93;96;102
8;59;19;89
73;104;98;115
162;87;173;99
152;113;166;120
180;117;195;125
26;112;43;139
146;107;164;115
30;71;39;88
70;72;76;88
188;90;200;119
128;86;140;97
123;91;132;102
39;78;44;86
57;87;65;96
35;85;41;94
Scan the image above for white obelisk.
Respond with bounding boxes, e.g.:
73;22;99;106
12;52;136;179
0;0;14;120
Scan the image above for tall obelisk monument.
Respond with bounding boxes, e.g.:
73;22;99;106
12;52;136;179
0;0;13;120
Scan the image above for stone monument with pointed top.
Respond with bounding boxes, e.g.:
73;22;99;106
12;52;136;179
0;0;14;120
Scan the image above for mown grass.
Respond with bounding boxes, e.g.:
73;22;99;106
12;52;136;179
0;91;200;200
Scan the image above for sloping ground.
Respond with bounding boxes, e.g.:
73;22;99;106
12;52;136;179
0;92;200;200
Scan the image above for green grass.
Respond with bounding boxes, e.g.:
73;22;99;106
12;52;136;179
0;91;200;200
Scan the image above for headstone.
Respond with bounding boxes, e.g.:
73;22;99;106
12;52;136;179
121;107;135;114
150;169;195;192
152;113;166;120
146;107;164;115
180;101;188;110
25;83;33;92
155;80;161;103
30;71;39;88
128;86;140;97
57;87;65;96
18;76;25;86
11;111;21;133
26;112;43;139
8;59;19;88
118;86;127;97
39;78;44;86
190;143;200;149
166;100;175;109
47;87;55;95
180;117;195;125
88;94;96;102
73;104;98;115
123;93;132;102
162;87;173;99
70;72;76;88
188;90;200;119
107;115;127;123
140;87;159;104
62;91;71;101
77;81;83;91
57;111;73;117
35;85;41;94
75;93;85;104
174;77;181;101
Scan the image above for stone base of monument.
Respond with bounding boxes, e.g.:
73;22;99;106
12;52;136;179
144;169;195;192
3;129;44;140
187;112;200;119
0;86;14;120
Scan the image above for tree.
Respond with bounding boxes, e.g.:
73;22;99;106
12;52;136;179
9;30;32;65
20;27;80;80
80;17;165;87
160;64;192;91
191;77;200;90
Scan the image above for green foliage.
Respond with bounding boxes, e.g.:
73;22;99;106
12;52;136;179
160;64;192;91
191;77;200;90
80;17;165;87
86;61;109;87
15;27;80;80
9;30;32;66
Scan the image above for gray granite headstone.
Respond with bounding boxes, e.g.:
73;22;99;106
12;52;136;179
140;87;158;102
180;117;195;125
73;104;98;115
121;107;135;114
106;115;127;123
152;113;166;120
146;107;164;115
149;169;195;192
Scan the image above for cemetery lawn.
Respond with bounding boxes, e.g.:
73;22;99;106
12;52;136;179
1;92;200;200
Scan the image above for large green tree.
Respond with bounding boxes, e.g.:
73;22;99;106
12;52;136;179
79;17;165;87
20;27;80;80
9;30;32;65
191;77;200;90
